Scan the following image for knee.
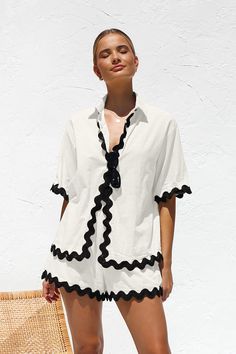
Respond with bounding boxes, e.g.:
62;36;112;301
73;336;104;354
143;341;171;354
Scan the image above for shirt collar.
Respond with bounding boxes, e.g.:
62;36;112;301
92;91;148;122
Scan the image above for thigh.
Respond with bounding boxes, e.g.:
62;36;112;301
59;287;104;352
115;295;170;354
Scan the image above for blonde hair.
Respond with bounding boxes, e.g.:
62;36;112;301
93;28;136;65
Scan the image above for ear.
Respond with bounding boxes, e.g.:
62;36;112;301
134;55;139;70
93;64;102;79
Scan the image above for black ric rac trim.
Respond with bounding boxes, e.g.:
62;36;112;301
50;183;69;201
50;108;146;270
154;184;192;204
49;107;163;271
41;270;163;302
50;243;163;270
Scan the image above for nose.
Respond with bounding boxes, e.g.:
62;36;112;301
111;51;121;63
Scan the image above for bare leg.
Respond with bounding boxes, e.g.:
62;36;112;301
115;295;171;354
59;287;104;354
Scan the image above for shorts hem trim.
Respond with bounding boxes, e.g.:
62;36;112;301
41;270;163;302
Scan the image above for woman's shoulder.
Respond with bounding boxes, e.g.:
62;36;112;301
65;106;99;133
70;106;96;121
140;97;177;128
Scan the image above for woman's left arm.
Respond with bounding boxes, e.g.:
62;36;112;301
158;195;176;301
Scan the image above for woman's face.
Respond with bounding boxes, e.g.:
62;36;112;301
93;33;139;83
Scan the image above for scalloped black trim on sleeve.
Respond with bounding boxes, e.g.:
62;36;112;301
50;183;69;201
154;184;192;204
41;270;163;302
50;243;163;270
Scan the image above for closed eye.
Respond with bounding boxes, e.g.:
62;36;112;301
99;45;129;58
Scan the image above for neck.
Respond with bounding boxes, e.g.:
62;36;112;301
104;81;136;116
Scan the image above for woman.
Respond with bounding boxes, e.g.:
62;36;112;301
42;28;192;354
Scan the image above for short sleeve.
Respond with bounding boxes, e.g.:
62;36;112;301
50;119;77;201
154;118;192;204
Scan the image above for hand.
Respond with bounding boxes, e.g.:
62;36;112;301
42;279;60;303
159;264;173;302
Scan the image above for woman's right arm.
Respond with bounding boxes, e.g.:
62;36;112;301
42;198;69;303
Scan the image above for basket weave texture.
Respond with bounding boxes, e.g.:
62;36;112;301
0;289;73;354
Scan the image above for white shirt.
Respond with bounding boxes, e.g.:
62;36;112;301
50;91;192;270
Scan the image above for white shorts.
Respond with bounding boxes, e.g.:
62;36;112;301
41;210;163;302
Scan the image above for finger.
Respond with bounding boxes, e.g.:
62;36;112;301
163;290;171;301
49;284;56;297
54;287;60;295
45;296;53;303
43;282;53;298
162;289;167;301
46;292;58;302
48;289;60;299
161;291;165;301
42;283;50;297
50;292;60;300
47;294;58;302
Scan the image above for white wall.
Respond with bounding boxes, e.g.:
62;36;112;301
0;1;235;353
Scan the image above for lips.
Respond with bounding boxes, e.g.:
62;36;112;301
112;65;125;71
